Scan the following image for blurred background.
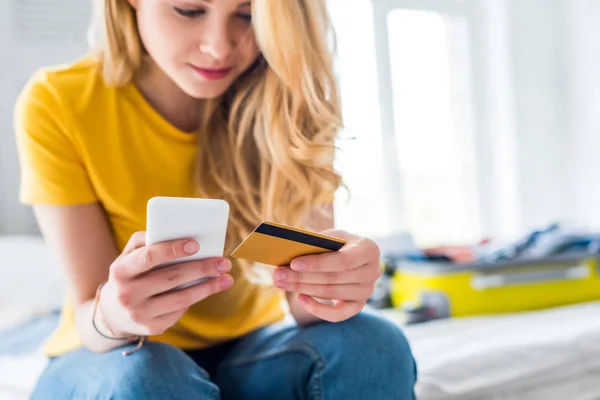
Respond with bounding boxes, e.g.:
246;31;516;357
330;0;600;248
2;0;600;247
2;1;600;399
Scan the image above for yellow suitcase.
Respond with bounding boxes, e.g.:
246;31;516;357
390;254;600;321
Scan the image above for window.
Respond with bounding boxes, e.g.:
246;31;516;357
328;0;392;240
331;0;483;247
386;10;480;246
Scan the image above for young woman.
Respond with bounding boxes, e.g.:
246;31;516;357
15;0;417;398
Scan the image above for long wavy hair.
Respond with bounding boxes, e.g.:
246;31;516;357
88;0;343;276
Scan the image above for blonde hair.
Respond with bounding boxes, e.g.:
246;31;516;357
89;0;343;275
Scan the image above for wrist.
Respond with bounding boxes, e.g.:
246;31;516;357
93;282;135;340
96;300;132;340
92;281;146;356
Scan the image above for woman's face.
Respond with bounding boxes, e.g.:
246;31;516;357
132;0;260;99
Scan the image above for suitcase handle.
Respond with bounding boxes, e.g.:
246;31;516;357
471;265;589;289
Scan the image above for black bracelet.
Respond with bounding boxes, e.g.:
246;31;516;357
91;281;146;356
91;281;138;341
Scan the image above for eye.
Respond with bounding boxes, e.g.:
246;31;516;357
173;7;206;18
237;13;252;22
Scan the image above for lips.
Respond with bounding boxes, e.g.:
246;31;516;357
190;65;234;80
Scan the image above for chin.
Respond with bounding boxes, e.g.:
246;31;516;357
183;83;231;100
177;72;236;100
189;89;227;99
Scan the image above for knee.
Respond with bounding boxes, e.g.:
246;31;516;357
114;342;203;380
103;342;216;397
35;342;217;400
352;311;414;360
310;310;417;381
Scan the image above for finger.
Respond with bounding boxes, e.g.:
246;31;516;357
117;239;200;278
296;295;363;323
142;308;188;337
273;264;380;286
145;274;234;317
129;307;188;337
134;258;231;297
122;231;147;255
290;238;378;273
276;281;371;301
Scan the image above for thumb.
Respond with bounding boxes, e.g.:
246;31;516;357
122;231;147;255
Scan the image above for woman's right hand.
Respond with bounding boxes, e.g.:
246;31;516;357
97;231;234;338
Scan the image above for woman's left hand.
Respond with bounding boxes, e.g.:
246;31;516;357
273;230;382;322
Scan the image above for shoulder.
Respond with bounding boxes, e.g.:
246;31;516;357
16;55;111;120
14;57;109;206
15;54;128;142
20;55;105;100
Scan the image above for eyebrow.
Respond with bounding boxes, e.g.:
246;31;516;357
198;0;251;7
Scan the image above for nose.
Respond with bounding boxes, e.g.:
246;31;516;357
199;21;235;62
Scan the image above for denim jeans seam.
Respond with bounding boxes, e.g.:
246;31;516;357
304;342;325;400
220;343;323;368
220;343;326;400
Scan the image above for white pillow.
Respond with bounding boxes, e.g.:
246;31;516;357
0;235;65;332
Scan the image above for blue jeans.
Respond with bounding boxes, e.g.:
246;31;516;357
31;310;417;399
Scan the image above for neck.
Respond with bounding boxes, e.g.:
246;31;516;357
135;58;202;133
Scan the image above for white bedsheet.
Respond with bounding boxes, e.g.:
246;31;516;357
0;235;61;400
0;352;48;400
0;235;64;332
398;301;600;399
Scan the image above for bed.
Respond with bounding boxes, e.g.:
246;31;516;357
2;234;600;399
0;235;63;399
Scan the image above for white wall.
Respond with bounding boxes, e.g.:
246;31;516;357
469;0;598;237
508;0;572;231
505;0;600;233
568;0;600;230
471;0;520;239
0;4;14;234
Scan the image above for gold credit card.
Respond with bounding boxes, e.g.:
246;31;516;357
231;221;347;266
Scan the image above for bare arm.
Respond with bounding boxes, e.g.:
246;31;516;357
34;203;236;354
33;203;130;353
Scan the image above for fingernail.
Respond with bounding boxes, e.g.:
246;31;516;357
184;240;199;254
274;269;286;281
220;275;234;289
217;260;231;273
291;260;305;271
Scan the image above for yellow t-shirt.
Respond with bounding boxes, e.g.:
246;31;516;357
14;56;286;357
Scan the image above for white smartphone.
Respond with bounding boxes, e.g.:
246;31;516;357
146;196;230;287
